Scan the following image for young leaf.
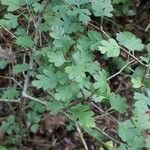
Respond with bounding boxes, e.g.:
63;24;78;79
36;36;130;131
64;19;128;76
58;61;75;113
131;77;142;88
118;120;139;143
0;145;7;150
54;85;73;102
2;87;20;100
109;93;127;112
116;32;144;52
91;0;113;17
134;92;150;114
112;0;128;4
85;61;100;76
79;9;91;24
147;43;150;59
71;104;96;128
93;71;110;94
16;35;34;48
0;0;25;11
32;69;57;90
47;100;65;115
13;63;29;74
65;65;86;82
27;112;42;123
56;71;69;85
29;101;46;113
65;0;89;6
50;27;64;39
87;30;102;51
47;51;66;67
98;38;120;57
0;59;8;70
32;2;44;13
0;13;18;29
31;123;39;133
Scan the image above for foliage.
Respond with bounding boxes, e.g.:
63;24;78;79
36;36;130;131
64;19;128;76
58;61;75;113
116;31;144;52
98;38;120;57
2;87;20;100
0;0;150;149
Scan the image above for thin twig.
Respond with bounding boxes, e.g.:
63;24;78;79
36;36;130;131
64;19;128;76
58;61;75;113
0;75;23;88
88;22;149;68
22;0;48;103
64;112;121;145
22;93;47;106
0;99;20;103
95;127;121;144
0;23;18;38
64;112;89;150
107;60;134;81
76;123;89;150
91;102;118;123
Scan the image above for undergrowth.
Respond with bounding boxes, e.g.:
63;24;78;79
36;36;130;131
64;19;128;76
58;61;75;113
0;0;150;149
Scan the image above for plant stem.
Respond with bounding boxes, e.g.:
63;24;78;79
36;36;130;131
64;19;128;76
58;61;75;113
76;123;89;150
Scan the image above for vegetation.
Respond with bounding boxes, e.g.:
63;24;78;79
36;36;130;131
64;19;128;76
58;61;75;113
0;0;150;149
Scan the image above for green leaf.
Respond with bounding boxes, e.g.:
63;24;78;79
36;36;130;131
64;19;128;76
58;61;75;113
16;35;34;48
134;92;150;114
83;127;105;141
0;145;7;150
77;35;91;51
116;32;144;51
112;0;128;4
134;113;150;130
0;115;20;135
65;0;89;6
73;50;91;65
85;61;100;76
91;0;113;17
79;9;91;24
109;93;127;112
13;63;29;74
87;30;102;51
0;13;18;29
54;85;73;102
50;27;64;39
51;28;74;52
32;69;57;90
114;58;131;73
71;104;95;128
15;27;26;36
98;38;120;57
2;87;20;100
0;0;25;11
47;100;65;115
48;51;66;67
32;2;44;13
131;77;142;88
31;123;39;133
92;95;107;102
118;120;142;144
147;43;150;59
105;141;113;150
93;71;110;94
0;59;8;70
29;101;46;113
27;112;42;123
56;71;69;85
65;65;86;82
